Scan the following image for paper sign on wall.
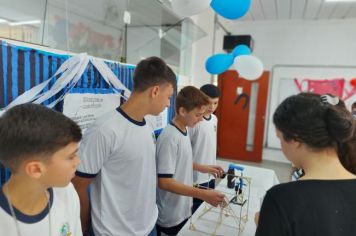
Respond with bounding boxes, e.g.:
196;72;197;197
63;90;122;132
145;108;168;132
63;88;168;133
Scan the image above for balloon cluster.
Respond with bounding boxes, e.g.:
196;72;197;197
171;0;264;80
171;0;251;20
205;45;264;80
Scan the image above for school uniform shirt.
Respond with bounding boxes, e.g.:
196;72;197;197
156;123;193;228
256;179;356;236
189;114;218;184
76;107;158;236
0;183;82;236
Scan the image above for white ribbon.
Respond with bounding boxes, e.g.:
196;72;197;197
0;53;132;115
90;57;131;99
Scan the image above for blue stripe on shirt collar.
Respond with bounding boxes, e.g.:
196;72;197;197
203;115;212;121
116;107;146;126
0;186;53;223
170;122;187;136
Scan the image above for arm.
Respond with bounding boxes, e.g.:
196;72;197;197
158;177;225;207
193;162;224;178
254;211;260;225
72;176;94;235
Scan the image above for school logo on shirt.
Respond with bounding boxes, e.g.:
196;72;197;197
152;132;156;144
214;125;217;132
60;222;72;236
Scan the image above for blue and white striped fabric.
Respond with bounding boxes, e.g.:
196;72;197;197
0;40;176;186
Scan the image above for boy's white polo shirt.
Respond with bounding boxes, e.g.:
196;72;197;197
189;114;218;184
76;107;158;236
0;183;82;236
156;123;193;228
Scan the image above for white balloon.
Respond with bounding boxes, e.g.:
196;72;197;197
171;0;211;17
234;55;264;80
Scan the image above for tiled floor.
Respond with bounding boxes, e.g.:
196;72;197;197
217;157;292;183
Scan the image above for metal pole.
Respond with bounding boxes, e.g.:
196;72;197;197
41;0;48;45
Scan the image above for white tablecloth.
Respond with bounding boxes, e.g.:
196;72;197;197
178;160;280;236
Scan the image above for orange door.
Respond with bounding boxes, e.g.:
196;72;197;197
216;70;269;162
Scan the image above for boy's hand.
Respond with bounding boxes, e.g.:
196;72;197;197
202;165;225;178
201;189;226;207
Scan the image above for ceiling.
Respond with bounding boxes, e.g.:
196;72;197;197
0;0;182;29
3;0;356;29
218;0;356;23
2;0;355;63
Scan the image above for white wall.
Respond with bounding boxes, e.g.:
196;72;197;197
218;19;356;70
189;10;216;88
192;18;356;163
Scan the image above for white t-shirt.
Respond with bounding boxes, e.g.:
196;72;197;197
77;107;158;236
0;183;82;236
189;114;218;184
156;123;193;228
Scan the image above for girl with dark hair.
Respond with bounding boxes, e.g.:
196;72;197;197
331;96;356;175
255;93;356;236
352;102;356;118
291;94;356;178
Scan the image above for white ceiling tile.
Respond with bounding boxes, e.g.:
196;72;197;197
346;11;356;18
276;0;291;19
345;8;356;18
260;0;277;20
329;2;355;18
342;3;356;18
301;0;323;19
251;0;265;20
291;0;307;19
240;11;253;21
318;1;338;19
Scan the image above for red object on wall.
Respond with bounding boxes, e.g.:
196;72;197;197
294;78;345;97
216;70;269;162
351;78;356;87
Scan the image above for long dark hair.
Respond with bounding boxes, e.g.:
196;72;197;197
273;93;356;174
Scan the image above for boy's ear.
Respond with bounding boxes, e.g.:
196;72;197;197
291;139;302;149
150;85;160;98
24;161;46;179
178;107;187;116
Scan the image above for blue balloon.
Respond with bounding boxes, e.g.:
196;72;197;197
205;53;234;75
211;0;252;20
232;45;251;58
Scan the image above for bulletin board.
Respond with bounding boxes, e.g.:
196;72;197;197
266;65;356;149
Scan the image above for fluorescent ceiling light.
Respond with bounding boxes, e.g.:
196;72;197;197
325;0;356;2
9;20;41;26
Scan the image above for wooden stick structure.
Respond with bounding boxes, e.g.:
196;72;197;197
189;173;251;236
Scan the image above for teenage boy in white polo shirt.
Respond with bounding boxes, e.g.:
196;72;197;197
0;104;82;236
73;57;177;236
189;84;223;214
156;86;225;236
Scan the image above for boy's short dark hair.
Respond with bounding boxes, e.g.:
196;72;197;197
200;84;221;98
175;86;210;113
352;102;356;110
133;57;177;92
0;103;82;172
